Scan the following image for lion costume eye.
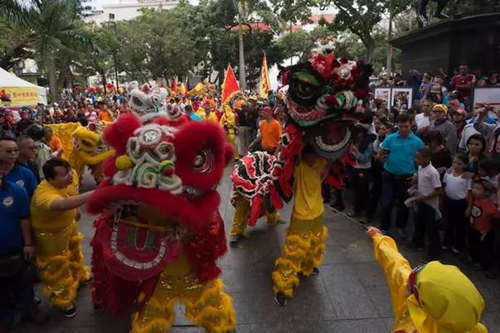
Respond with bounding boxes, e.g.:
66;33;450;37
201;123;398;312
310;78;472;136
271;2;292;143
193;147;213;173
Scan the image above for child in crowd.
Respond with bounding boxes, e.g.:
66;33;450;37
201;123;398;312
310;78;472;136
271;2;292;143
407;147;442;261
469;179;498;270
442;153;471;255
425;130;452;178
477;158;499;204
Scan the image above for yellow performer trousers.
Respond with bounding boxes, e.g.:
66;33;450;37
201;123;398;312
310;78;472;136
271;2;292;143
229;196;281;237
131;256;236;333
227;133;238;160
35;222;90;309
272;214;327;298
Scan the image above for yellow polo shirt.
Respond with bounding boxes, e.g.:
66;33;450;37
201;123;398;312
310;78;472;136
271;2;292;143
31;170;79;233
292;158;327;220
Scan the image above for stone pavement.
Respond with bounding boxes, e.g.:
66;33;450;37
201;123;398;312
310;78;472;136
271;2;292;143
14;167;500;333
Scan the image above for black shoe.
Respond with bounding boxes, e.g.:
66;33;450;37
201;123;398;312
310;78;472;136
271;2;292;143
63;303;77;318
274;293;287;306
312;268;320;275
34;296;42;306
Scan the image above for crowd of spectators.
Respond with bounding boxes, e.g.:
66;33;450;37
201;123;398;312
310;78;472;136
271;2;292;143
327;64;500;281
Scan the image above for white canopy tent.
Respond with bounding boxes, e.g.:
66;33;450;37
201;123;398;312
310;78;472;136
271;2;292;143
0;67;47;106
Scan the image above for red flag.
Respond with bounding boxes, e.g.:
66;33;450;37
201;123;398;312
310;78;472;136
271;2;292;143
221;65;240;105
171;78;178;93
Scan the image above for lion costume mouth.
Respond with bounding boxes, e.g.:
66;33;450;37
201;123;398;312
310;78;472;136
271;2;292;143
94;200;191;281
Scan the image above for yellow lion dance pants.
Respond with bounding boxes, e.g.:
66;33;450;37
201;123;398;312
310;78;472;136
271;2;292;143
272;214;327;298
131;256;236;333
35;222;90;309
229;196;281;237
227;132;238;160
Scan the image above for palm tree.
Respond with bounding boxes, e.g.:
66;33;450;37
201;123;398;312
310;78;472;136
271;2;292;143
0;0;95;102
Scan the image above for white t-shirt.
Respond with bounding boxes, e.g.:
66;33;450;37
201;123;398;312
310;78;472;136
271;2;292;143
415;113;430;129
417;163;442;209
443;172;471;200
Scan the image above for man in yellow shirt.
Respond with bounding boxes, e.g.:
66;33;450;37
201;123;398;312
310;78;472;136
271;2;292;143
272;144;329;306
30;158;93;318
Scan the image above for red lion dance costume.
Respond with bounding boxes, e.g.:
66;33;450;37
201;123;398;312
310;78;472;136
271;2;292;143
86;111;236;333
231;52;372;301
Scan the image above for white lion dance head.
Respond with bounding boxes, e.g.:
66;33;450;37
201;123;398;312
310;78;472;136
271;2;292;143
127;81;169;123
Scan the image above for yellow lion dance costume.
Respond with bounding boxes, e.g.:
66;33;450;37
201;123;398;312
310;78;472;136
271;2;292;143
47;122;114;184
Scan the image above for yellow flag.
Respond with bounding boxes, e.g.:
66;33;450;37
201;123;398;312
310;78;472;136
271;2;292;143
259;54;271;99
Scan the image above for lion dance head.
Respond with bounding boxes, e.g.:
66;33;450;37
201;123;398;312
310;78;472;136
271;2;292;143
232;52;372;221
87;113;234;314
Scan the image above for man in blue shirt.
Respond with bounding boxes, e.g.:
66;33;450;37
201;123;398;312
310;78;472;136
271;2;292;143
184;105;202;121
0;138;37;197
0;172;48;331
16;136;40;184
378;113;424;236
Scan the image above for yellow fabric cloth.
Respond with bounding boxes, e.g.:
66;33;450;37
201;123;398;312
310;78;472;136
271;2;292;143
35;225;89;308
195;107;206;120
292;158;327;220
131;253;236;333
272;215;327;297
31;170;80;233
229;195;281;236
206;112;219;123
31;169;88;309
372;235;488;333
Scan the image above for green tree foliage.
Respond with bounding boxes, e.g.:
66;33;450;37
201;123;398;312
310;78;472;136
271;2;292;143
0;0;96;101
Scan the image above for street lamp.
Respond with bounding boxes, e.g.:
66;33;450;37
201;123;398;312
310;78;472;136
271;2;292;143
109;13;119;86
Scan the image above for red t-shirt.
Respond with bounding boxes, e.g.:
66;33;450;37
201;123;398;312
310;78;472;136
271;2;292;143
470;198;497;232
452;74;476;99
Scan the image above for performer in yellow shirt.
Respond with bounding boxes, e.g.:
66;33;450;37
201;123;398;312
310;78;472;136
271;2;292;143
195;106;206;120
272;144;329;306
366;227;487;333
220;105;238;158
205;107;219;123
30;158;93;318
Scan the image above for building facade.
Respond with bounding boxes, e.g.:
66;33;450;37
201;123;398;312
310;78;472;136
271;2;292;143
83;0;179;24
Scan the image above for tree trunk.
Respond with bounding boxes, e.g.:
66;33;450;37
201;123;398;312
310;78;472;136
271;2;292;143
48;68;58;103
386;12;394;75
363;37;376;64
238;24;246;91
